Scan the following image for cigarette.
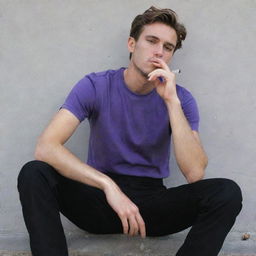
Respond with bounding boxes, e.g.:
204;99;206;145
172;69;181;74
158;69;181;82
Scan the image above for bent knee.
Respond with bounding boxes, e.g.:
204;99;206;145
215;178;243;213
17;160;55;190
219;178;242;201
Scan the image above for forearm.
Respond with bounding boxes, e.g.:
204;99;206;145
35;139;146;237
35;140;116;191
166;98;208;183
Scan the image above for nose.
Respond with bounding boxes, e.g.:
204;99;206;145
153;44;164;58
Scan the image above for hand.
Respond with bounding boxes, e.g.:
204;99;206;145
104;184;146;238
148;58;179;103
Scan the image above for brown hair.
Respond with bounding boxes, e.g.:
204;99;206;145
129;6;187;58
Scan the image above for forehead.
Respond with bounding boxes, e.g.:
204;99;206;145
140;22;177;45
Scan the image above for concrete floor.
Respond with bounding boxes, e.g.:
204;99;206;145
0;252;256;256
1;230;255;256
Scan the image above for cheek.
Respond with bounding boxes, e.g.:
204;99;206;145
134;46;147;60
165;54;173;63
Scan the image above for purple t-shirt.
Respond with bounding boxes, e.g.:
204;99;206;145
61;67;199;178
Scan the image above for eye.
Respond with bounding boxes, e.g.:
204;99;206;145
147;38;156;44
164;45;174;52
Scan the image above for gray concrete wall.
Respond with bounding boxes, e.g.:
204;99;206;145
1;0;255;253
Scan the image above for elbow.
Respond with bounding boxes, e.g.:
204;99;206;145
34;140;46;161
203;154;208;169
186;164;207;184
187;171;205;183
34;138;54;162
34;136;61;163
183;156;208;184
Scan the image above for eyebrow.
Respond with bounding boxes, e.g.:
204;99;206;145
145;35;176;49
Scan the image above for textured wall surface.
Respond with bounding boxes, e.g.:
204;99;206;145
1;0;255;253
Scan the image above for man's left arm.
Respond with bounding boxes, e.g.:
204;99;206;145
165;99;208;183
148;59;208;183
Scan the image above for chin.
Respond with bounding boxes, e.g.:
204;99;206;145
143;65;157;76
133;60;156;78
134;64;149;78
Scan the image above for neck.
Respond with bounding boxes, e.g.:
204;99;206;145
123;63;154;95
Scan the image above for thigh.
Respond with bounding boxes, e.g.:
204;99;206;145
138;183;198;237
138;178;241;237
56;174;123;234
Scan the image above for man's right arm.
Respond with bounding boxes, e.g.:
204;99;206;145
35;108;146;237
35;108;115;190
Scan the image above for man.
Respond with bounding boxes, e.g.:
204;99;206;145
18;6;242;256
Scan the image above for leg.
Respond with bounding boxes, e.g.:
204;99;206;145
17;160;69;256
176;178;242;256
137;178;242;256
17;160;123;256
56;169;123;235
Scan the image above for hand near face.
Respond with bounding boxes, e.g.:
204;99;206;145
148;58;179;103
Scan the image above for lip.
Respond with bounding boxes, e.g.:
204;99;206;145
148;57;163;65
149;57;160;62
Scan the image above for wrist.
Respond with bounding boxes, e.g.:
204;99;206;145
102;176;120;193
165;97;181;109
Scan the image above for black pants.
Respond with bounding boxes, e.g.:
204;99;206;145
17;160;242;256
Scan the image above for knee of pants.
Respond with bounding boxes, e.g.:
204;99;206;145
211;178;243;215
17;160;56;193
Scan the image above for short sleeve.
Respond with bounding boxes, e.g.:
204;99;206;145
178;87;200;131
60;76;96;122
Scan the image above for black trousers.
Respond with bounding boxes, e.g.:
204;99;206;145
17;160;242;256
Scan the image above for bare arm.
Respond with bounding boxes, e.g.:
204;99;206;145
148;58;208;183
35;108;146;237
35;109;113;189
165;100;208;183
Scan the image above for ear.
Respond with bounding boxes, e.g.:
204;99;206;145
127;37;136;54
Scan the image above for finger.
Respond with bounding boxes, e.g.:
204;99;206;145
150;57;170;71
136;213;146;238
128;216;139;236
148;70;166;82
151;61;162;68
149;69;176;83
120;216;129;235
148;70;162;80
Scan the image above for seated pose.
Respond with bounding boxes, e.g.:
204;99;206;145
18;6;242;256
